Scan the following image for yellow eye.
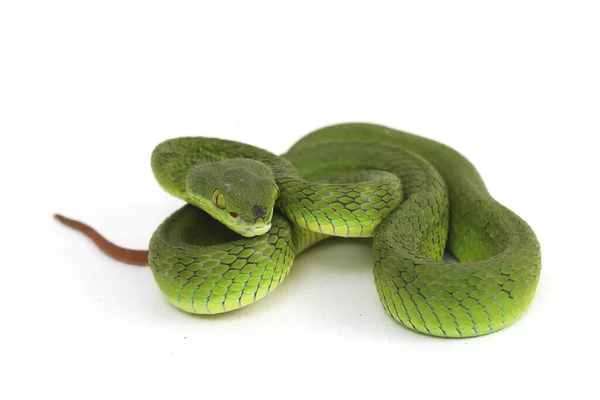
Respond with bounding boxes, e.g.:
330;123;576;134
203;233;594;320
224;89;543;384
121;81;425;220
275;186;280;200
212;190;226;209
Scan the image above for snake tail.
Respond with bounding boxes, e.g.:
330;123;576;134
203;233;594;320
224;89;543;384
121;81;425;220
54;214;149;266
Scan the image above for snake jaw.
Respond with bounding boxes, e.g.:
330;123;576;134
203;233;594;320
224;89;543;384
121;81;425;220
223;211;272;237
229;212;272;237
239;222;272;237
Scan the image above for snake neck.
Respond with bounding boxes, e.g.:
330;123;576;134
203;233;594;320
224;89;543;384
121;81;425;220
152;136;408;240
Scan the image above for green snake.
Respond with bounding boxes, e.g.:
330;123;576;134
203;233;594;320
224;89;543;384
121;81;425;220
56;123;541;337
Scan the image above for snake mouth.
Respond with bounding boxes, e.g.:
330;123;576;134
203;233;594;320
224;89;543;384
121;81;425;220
239;223;272;237
232;215;272;237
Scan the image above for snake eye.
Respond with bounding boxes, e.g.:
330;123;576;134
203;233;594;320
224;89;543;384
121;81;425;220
275;186;280;200
212;190;226;209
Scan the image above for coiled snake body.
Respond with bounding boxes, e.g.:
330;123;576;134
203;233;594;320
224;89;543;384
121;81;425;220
57;123;541;337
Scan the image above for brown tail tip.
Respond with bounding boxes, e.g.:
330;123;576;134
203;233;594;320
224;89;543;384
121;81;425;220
54;213;149;266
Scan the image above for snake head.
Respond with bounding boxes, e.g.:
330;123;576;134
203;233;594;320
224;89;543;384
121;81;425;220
186;158;279;237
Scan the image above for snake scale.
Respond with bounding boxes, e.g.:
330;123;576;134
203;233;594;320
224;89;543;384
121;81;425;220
57;123;541;337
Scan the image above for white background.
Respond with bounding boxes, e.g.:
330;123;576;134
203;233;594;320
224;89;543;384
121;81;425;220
1;1;598;399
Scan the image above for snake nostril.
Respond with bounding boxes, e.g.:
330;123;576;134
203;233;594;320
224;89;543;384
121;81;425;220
252;205;267;219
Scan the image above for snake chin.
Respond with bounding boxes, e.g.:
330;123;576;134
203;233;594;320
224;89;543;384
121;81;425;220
239;223;272;237
225;212;272;237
